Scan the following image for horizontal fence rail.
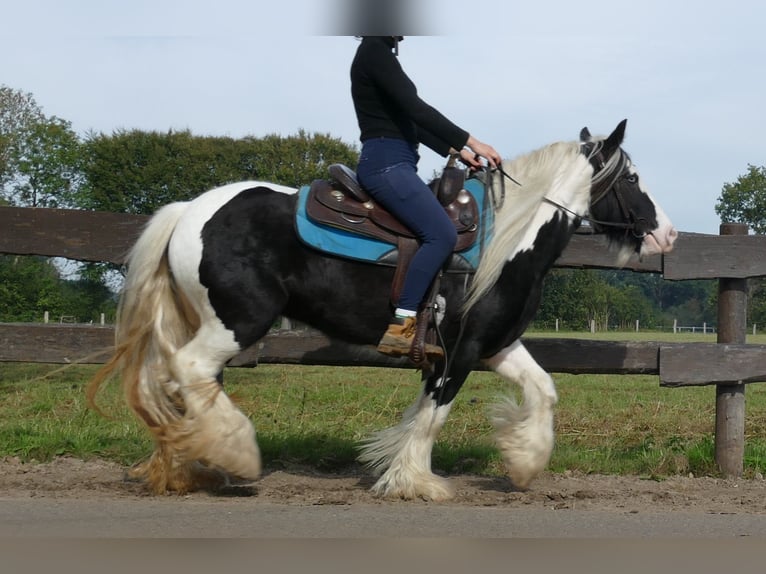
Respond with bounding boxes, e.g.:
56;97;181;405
3;206;766;477
3;324;766;388
5;205;766;276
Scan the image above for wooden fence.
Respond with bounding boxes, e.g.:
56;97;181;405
3;206;766;476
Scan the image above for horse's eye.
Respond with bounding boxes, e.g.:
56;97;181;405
625;173;638;184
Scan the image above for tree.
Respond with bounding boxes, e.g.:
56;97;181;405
1;86;84;207
0;256;63;322
534;268;716;331
57;273;117;323
715;164;766;233
80;128;359;215
79;129;219;213
8;116;83;207
240;130;359;189
0;255;116;323
608;284;659;329
536;269;606;330
0;85;44;195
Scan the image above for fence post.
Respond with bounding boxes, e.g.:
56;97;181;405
715;223;748;477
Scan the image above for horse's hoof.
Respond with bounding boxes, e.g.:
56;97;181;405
370;471;456;502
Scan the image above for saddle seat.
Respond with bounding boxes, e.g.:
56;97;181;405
305;163;479;252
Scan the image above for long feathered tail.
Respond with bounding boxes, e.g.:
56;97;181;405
86;202;203;489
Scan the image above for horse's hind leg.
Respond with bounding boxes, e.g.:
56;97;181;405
485;340;558;490
147;320;260;492
358;377;457;501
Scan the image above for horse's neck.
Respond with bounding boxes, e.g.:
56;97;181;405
461;141;594;315
490;143;592;246
502;142;592;217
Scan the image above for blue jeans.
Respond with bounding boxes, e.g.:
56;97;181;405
357;138;457;312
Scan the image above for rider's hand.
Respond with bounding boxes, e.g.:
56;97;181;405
458;148;483;171
465;135;502;169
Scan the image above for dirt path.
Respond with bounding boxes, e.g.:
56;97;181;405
1;456;766;515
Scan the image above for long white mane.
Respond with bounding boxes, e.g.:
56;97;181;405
462;140;594;314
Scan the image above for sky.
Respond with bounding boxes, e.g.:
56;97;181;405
2;0;764;235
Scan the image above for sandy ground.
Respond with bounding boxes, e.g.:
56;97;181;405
1;456;765;515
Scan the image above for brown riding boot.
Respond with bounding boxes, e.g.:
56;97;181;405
377;316;444;360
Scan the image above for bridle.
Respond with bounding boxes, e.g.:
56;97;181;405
489;143;650;239
577;141;649;238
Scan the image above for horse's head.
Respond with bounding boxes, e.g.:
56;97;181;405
580;120;677;261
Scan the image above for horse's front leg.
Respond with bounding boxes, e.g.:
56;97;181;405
484;339;558;490
357;370;460;501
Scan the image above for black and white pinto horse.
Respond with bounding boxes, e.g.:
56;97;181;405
89;120;676;499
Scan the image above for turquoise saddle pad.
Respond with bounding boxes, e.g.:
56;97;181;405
294;177;491;270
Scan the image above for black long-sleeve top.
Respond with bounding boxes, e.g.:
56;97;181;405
350;36;470;157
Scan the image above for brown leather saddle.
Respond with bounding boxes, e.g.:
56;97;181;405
304;163;479;366
305;163;479;307
307;164;479;248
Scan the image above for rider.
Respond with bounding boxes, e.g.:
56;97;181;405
351;35;502;359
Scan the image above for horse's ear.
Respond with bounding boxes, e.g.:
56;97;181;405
601;119;628;157
580;127;592;142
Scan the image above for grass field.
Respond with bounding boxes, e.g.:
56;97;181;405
1;330;765;479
